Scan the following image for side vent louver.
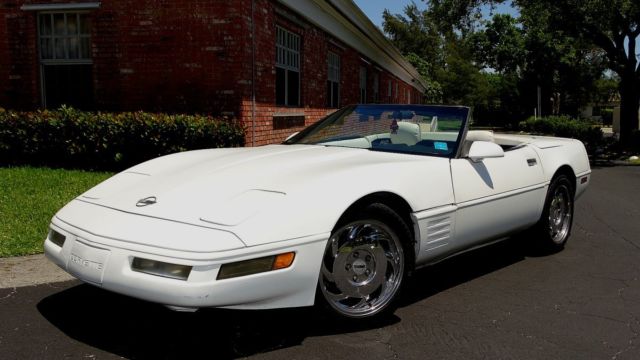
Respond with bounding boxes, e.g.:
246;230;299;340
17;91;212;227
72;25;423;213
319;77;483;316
426;216;451;245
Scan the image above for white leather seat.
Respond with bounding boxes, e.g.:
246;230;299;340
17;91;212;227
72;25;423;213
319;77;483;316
418;116;438;133
390;122;421;146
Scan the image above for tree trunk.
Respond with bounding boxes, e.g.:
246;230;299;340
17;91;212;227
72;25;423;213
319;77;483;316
618;73;640;147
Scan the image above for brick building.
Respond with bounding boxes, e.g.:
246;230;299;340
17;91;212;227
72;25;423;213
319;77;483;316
0;0;426;145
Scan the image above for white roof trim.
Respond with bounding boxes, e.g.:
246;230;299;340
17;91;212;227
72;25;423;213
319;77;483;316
359;57;371;65
21;2;101;11
277;0;427;92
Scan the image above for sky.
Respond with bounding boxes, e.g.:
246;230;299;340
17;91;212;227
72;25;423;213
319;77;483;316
352;0;426;30
353;0;518;31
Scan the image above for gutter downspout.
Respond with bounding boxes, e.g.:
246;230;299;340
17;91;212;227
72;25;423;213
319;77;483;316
251;0;256;147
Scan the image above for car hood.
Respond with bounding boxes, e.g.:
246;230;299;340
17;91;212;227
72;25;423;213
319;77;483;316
75;145;453;246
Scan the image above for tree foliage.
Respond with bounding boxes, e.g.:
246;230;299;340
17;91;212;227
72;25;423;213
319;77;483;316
382;2;488;109
400;0;639;142
404;53;444;102
469;14;524;74
522;0;640;143
382;4;441;69
382;3;444;103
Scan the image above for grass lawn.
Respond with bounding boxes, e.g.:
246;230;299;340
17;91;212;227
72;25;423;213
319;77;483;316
0;167;112;257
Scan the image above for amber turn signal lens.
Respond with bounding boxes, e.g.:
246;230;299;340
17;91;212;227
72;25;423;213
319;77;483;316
217;251;296;280
273;252;295;270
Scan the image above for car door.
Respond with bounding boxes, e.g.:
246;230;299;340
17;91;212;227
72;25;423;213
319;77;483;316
449;145;546;251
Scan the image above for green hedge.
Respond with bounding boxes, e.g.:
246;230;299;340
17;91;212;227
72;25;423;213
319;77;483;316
519;115;603;153
0;106;245;170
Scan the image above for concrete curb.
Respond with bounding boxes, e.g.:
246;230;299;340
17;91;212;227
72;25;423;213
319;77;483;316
0;254;75;289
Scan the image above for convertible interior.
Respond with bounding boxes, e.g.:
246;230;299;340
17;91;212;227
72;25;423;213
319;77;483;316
319;118;526;158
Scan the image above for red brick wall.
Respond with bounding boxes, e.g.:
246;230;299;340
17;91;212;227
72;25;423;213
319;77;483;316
339;44;364;106
240;1;338;146
91;7;119;111
0;2;39;109
240;0;424;146
0;0;424;146
96;0;252;114
1;0;254;114
240;100;334;146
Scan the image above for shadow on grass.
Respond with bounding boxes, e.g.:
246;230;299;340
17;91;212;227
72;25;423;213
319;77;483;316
37;233;546;359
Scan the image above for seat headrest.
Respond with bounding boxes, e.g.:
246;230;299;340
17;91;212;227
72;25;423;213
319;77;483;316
465;130;494;143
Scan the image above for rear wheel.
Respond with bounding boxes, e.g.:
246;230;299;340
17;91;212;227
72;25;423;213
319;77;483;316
317;203;411;319
535;174;574;250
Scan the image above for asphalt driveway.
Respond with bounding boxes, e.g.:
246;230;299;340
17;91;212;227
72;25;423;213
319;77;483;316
1;165;639;359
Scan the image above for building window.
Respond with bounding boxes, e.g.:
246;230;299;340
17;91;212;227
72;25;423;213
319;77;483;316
388;80;392;101
38;12;93;109
39;12;91;60
327;52;340;108
372;72;379;103
359;66;367;103
406;89;411;104
276;26;300;107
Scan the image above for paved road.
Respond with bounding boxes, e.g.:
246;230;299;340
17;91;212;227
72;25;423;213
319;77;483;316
1;166;639;359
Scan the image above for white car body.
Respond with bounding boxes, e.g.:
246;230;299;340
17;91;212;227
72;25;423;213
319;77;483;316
45;106;591;313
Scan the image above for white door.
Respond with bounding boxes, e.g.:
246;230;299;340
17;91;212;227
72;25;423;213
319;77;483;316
450;146;546;250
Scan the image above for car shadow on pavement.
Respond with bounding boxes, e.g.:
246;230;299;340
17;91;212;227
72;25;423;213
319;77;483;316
37;233;540;359
37;283;398;359
400;233;537;306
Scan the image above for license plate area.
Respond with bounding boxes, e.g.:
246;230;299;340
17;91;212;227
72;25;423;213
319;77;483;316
68;240;110;285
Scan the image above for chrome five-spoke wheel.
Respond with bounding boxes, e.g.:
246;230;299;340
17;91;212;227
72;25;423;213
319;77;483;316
535;173;574;250
548;183;572;244
319;219;405;318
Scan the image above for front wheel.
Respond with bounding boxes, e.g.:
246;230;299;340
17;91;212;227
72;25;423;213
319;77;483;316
534;174;575;250
317;203;410;319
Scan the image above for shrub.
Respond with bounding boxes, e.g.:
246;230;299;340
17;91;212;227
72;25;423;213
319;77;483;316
518;115;603;153
0;106;245;171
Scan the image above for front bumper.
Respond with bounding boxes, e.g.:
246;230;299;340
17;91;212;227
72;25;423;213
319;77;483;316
45;206;328;311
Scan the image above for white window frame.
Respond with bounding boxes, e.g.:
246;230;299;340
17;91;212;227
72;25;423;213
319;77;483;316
275;26;301;106
37;11;93;108
327;51;340;108
37;12;92;65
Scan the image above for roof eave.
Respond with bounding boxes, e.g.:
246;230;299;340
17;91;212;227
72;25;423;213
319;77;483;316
276;0;427;93
325;0;428;90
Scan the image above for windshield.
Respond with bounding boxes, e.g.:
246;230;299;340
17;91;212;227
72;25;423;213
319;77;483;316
284;105;470;157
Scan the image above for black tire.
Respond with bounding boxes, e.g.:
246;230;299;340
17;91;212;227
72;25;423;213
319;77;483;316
534;174;575;251
316;203;413;321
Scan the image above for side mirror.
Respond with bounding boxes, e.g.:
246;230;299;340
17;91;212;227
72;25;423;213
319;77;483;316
285;132;299;142
468;141;504;162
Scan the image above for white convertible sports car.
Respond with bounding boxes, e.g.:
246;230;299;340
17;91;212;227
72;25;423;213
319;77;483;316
45;105;591;319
